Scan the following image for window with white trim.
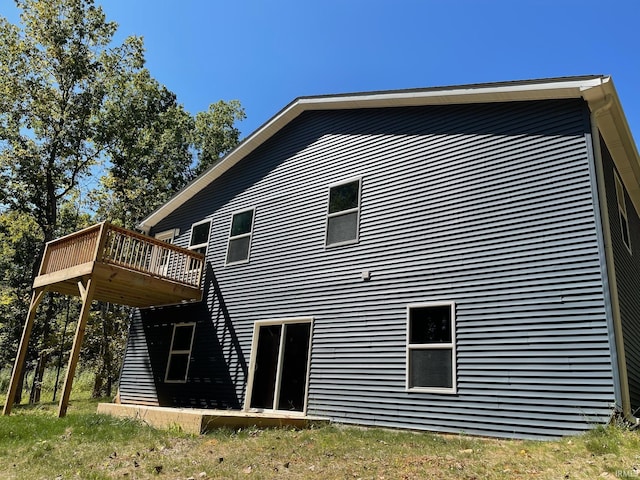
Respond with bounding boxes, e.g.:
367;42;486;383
326;178;361;246
407;303;456;393
614;171;632;253
188;220;211;269
165;323;196;383
153;229;179;276
226;208;255;264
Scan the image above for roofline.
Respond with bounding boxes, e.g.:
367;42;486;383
138;75;640;232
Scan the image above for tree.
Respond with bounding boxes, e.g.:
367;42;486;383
92;69;195;228
0;0;246;404
0;0;143;403
0;210;41;402
0;0;144;244
193;100;246;176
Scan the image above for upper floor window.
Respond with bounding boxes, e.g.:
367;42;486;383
326;178;361;247
226;208;255;264
407;303;456;394
614;171;632;254
189;220;211;256
188;220;211;270
153;229;179;276
165;322;196;383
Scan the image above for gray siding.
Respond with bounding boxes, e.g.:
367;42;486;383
124;99;616;438
119;285;246;409
119;309;159;406
601;139;640;412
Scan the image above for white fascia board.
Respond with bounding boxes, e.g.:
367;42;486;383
138;76;615;232
298;77;607;110
587;77;640;214
138;100;303;233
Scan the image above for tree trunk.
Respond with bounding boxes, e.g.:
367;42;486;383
92;303;113;398
12;367;26;405
29;296;55;404
92;371;104;398
103;306;113;398
29;352;46;404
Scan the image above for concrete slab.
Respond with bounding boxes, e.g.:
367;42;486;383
97;403;330;434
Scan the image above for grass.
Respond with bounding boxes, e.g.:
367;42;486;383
0;367;96;402
0;399;638;479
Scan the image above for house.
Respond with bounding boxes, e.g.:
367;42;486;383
116;76;639;439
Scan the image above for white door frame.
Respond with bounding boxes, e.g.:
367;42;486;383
244;317;313;415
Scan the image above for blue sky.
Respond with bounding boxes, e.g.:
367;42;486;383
2;0;639;143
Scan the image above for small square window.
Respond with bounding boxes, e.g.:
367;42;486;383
165;323;195;383
326;179;361;247
407;303;456;393
190;222;210;250
226;208;255;264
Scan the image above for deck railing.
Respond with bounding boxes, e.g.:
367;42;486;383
39;222;204;288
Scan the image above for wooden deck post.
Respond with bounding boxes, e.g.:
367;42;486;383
3;287;47;416
57;277;96;418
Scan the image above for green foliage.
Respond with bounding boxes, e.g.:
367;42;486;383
0;404;639;480
91;69;195;228
0;0;245;407
193;99;246;175
0;211;42;367
0;367;96;403
584;424;623;455
0;0;142;241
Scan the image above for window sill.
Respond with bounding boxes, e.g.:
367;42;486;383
406;386;457;395
325;239;359;249
225;259;250;267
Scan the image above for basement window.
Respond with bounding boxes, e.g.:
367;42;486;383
226;208;255;264
326;178;361;247
165;323;196;383
614;171;632;254
407;303;456;394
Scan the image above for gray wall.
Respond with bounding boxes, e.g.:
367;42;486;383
601;139;640;412
121;99;616;438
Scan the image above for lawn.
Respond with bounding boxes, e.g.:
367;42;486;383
0;399;638;479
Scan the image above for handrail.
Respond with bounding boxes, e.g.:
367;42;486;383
37;222;204;289
101;224;204;287
39;224;103;275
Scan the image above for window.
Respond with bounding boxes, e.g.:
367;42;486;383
407;303;456;393
165;323;196;383
153;229;179;276
188;220;211;269
326;178;361;246
189;220;211;255
614;171;632;253
226;208;255;264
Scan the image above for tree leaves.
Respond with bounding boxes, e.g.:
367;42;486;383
0;0;245;398
193;100;246;176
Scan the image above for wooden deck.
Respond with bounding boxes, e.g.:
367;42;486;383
3;222;205;418
97;403;330;434
33;222;204;307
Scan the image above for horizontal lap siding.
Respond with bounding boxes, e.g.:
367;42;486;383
601;140;640;412
119;310;159;405
147;100;614;439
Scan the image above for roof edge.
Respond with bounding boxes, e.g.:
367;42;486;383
139;75;615;232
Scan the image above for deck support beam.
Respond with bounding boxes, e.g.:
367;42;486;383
57;277;96;418
3;287;47;416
